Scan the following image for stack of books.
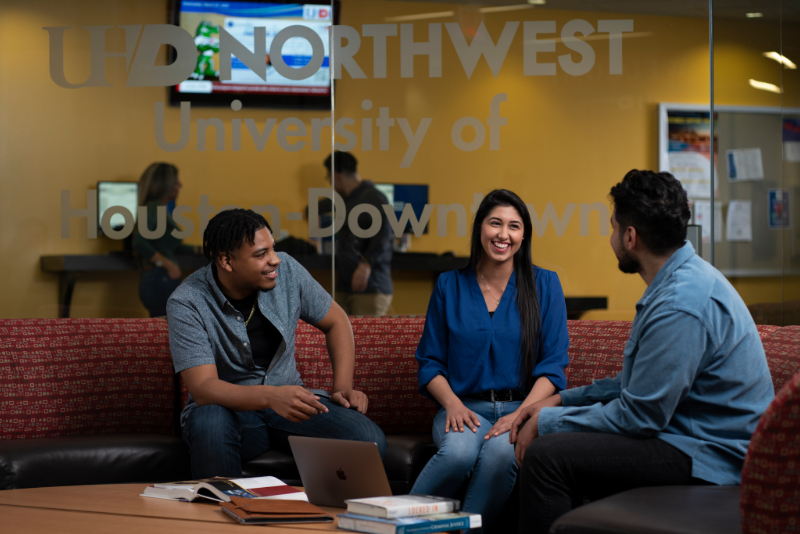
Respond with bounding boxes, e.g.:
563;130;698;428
337;495;481;534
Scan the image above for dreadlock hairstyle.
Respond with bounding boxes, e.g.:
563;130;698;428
203;209;272;263
465;189;541;392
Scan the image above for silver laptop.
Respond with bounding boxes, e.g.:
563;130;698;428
288;436;393;507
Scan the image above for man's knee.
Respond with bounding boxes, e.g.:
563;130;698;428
522;434;570;479
185;404;238;444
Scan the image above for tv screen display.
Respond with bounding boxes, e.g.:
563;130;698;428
374;183;430;235
169;0;336;109
97;182;138;235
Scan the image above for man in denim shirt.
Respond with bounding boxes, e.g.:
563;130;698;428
167;209;386;479
510;170;774;533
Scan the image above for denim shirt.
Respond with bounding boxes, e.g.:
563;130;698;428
538;242;774;485
166;253;332;428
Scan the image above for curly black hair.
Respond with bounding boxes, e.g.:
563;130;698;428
609;170;691;255
203;209;272;263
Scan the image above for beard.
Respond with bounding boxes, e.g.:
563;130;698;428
616;248;641;274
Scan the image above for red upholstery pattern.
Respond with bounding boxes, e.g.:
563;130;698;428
565;320;631;389
760;326;800;393
740;371;800;533
295;317;436;435
0;319;174;440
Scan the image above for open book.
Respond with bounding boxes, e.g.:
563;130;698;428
141;476;308;503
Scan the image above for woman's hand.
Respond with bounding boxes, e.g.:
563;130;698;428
165;260;182;280
483;411;518;440
443;400;481;433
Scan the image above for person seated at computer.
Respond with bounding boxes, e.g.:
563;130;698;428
167;208;386;479
410;190;569;529
132;162;196;317
323;151;394;316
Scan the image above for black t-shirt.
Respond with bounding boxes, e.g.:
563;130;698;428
228;292;283;370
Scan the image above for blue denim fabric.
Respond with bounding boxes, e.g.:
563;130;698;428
410;398;522;529
538;242;775;486
183;397;387;479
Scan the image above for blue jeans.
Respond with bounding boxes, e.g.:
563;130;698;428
410;398;522;529
183;396;387;479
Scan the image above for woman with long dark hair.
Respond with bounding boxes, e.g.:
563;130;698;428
410;189;569;528
132;162;195;317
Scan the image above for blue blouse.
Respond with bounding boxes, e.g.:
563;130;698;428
416;266;569;401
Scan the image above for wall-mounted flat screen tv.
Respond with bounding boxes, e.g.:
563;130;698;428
169;0;337;109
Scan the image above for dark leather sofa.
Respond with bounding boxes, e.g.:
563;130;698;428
2;317;799;533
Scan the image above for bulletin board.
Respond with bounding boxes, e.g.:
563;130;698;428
659;103;800;276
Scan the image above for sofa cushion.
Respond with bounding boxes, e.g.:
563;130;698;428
760;325;800;392
295;317;437;435
564;321;631;389
740;371;800;533
550;486;741;534
0;434;191;490
0;318;175;439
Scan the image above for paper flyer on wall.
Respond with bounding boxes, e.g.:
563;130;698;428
784;119;800;162
768;189;791;229
667;111;718;199
726;200;752;242
693;200;722;242
727;148;764;181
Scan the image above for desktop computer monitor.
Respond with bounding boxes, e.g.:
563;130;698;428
373;183;429;235
97;181;138;236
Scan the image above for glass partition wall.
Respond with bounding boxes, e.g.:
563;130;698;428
0;0;796;326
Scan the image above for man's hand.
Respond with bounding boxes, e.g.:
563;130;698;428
443;400;481;433
331;389;369;413
266;385;328;423
484;411;518;440
509;394;561;466
351;262;371;292
511;406;540;466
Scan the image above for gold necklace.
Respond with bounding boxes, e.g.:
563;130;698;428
478;270;502;304
244;301;257;326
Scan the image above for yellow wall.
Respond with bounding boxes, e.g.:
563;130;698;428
0;0;796;319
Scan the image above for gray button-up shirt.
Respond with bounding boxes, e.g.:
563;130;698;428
167;253;332;427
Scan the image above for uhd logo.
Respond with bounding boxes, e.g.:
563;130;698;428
44;24;327;88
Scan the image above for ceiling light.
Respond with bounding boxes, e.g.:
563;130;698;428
749;79;782;93
763;51;797;69
384;10;454;22
527;0;546;4
746;12;763;18
480;5;535;13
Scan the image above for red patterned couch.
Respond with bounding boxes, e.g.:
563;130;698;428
2;317;799;530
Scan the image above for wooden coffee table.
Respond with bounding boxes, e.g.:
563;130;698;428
0;483;345;533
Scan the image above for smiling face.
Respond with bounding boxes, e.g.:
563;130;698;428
480;205;524;265
226;227;281;292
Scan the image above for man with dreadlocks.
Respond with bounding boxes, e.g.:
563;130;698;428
167;208;386;479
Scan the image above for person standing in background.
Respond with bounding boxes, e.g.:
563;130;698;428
133;162;196;317
323;151;394;316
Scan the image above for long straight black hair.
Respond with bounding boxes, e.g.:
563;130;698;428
465;189;541;392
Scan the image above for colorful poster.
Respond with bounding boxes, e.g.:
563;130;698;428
667;111;718;199
784;119;800;162
768;189;791;229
